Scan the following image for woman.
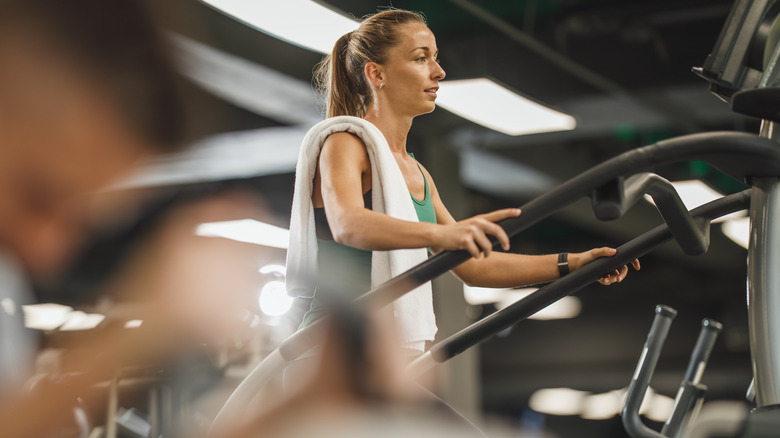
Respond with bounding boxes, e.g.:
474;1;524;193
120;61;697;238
287;9;640;354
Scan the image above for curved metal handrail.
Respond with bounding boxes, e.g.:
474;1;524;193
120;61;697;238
212;130;777;432
406;190;750;377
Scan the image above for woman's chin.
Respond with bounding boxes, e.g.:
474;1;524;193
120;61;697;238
415;104;437;116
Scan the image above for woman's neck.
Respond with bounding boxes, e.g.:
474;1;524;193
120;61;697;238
363;104;413;154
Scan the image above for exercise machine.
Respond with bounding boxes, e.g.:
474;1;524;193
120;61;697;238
212;0;780;435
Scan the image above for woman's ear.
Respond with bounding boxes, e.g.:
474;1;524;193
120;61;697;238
364;62;384;89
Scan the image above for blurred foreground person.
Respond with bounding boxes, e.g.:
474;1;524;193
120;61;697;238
225;300;513;438
0;0;265;437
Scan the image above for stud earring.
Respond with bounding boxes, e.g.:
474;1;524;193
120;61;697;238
379;83;384;90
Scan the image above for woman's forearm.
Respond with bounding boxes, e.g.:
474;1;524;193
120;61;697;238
452;252;560;288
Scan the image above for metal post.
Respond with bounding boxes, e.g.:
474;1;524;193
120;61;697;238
148;386;160;438
622;305;677;438
748;119;780;406
105;375;119;438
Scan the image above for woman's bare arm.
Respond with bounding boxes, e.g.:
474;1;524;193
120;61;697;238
420;165;640;287
316;133;517;255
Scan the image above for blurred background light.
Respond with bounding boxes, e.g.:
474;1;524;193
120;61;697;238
259;264;287;276
529;387;588;416
258;280;294;317
125;320;144;329
464;285;581;320
722;215;750;249
195;219;290;249
580;388;627;420
59;311;106;331
530;385;674;421
22;303;74;331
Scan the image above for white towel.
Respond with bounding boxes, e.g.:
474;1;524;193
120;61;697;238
286;116;437;351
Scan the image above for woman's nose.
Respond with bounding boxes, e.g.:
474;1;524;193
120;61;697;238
433;63;446;80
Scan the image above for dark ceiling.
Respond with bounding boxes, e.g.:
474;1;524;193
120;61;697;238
56;1;768;436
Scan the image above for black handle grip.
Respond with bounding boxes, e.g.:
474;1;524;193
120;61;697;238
285;132;773;366
622;305;678;438
683;319;723;385
593;173;711;256
425;190;750;364
660;318;722;437
356;132;778;313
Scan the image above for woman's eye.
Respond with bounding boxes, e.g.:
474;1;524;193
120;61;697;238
416;57;427;62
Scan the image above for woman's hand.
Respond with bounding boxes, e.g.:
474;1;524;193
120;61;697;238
431;208;521;259
569;247;641;285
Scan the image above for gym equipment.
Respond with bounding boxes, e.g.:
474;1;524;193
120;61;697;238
213;136;778;432
621;306;722;438
211;0;780;434
406;190;748;379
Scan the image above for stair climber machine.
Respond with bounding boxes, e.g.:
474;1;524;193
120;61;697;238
211;0;780;436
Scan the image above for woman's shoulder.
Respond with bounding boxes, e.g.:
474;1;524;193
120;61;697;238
320;131;370;169
322;130;366;149
307;116;382;149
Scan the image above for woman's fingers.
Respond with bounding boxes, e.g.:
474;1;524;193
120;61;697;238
599;269;620;285
592;247;618;259
480;208;521;222
453;209;519;258
465;238;484;259
473;229;494;258
481;220;511;251
617;264;629;282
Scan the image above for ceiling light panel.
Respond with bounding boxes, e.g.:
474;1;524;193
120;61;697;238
437;78;577;136
202;0;358;54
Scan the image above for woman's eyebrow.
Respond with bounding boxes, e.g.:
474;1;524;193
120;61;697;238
409;46;439;56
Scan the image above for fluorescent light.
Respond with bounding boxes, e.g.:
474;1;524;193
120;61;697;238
640;389;675;423
115;127;308;189
436;78;577;136
581;388;627;420
59;311;106;331
125;320;144;329
529;387;588;416
530;386;672;421
171;34;321;125
201;0;359;54
258;281;294;316
463;285;581;320
722;216;750;249
195;219;290;249
22;303;73;331
200;2;574;136
22;304;105;331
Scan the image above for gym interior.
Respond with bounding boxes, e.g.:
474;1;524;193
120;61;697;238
3;1;780;437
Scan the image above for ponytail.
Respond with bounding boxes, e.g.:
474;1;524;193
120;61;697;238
314;9;426;118
315;31;369;118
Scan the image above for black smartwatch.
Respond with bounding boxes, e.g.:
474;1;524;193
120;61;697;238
557;252;570;277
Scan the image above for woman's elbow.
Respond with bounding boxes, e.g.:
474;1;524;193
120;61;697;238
330;226;355;246
453;266;480;287
330;220;365;248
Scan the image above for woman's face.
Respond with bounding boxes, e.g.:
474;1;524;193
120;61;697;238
378;22;446;117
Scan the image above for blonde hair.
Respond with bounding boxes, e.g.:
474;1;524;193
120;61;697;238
314;9;427;118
